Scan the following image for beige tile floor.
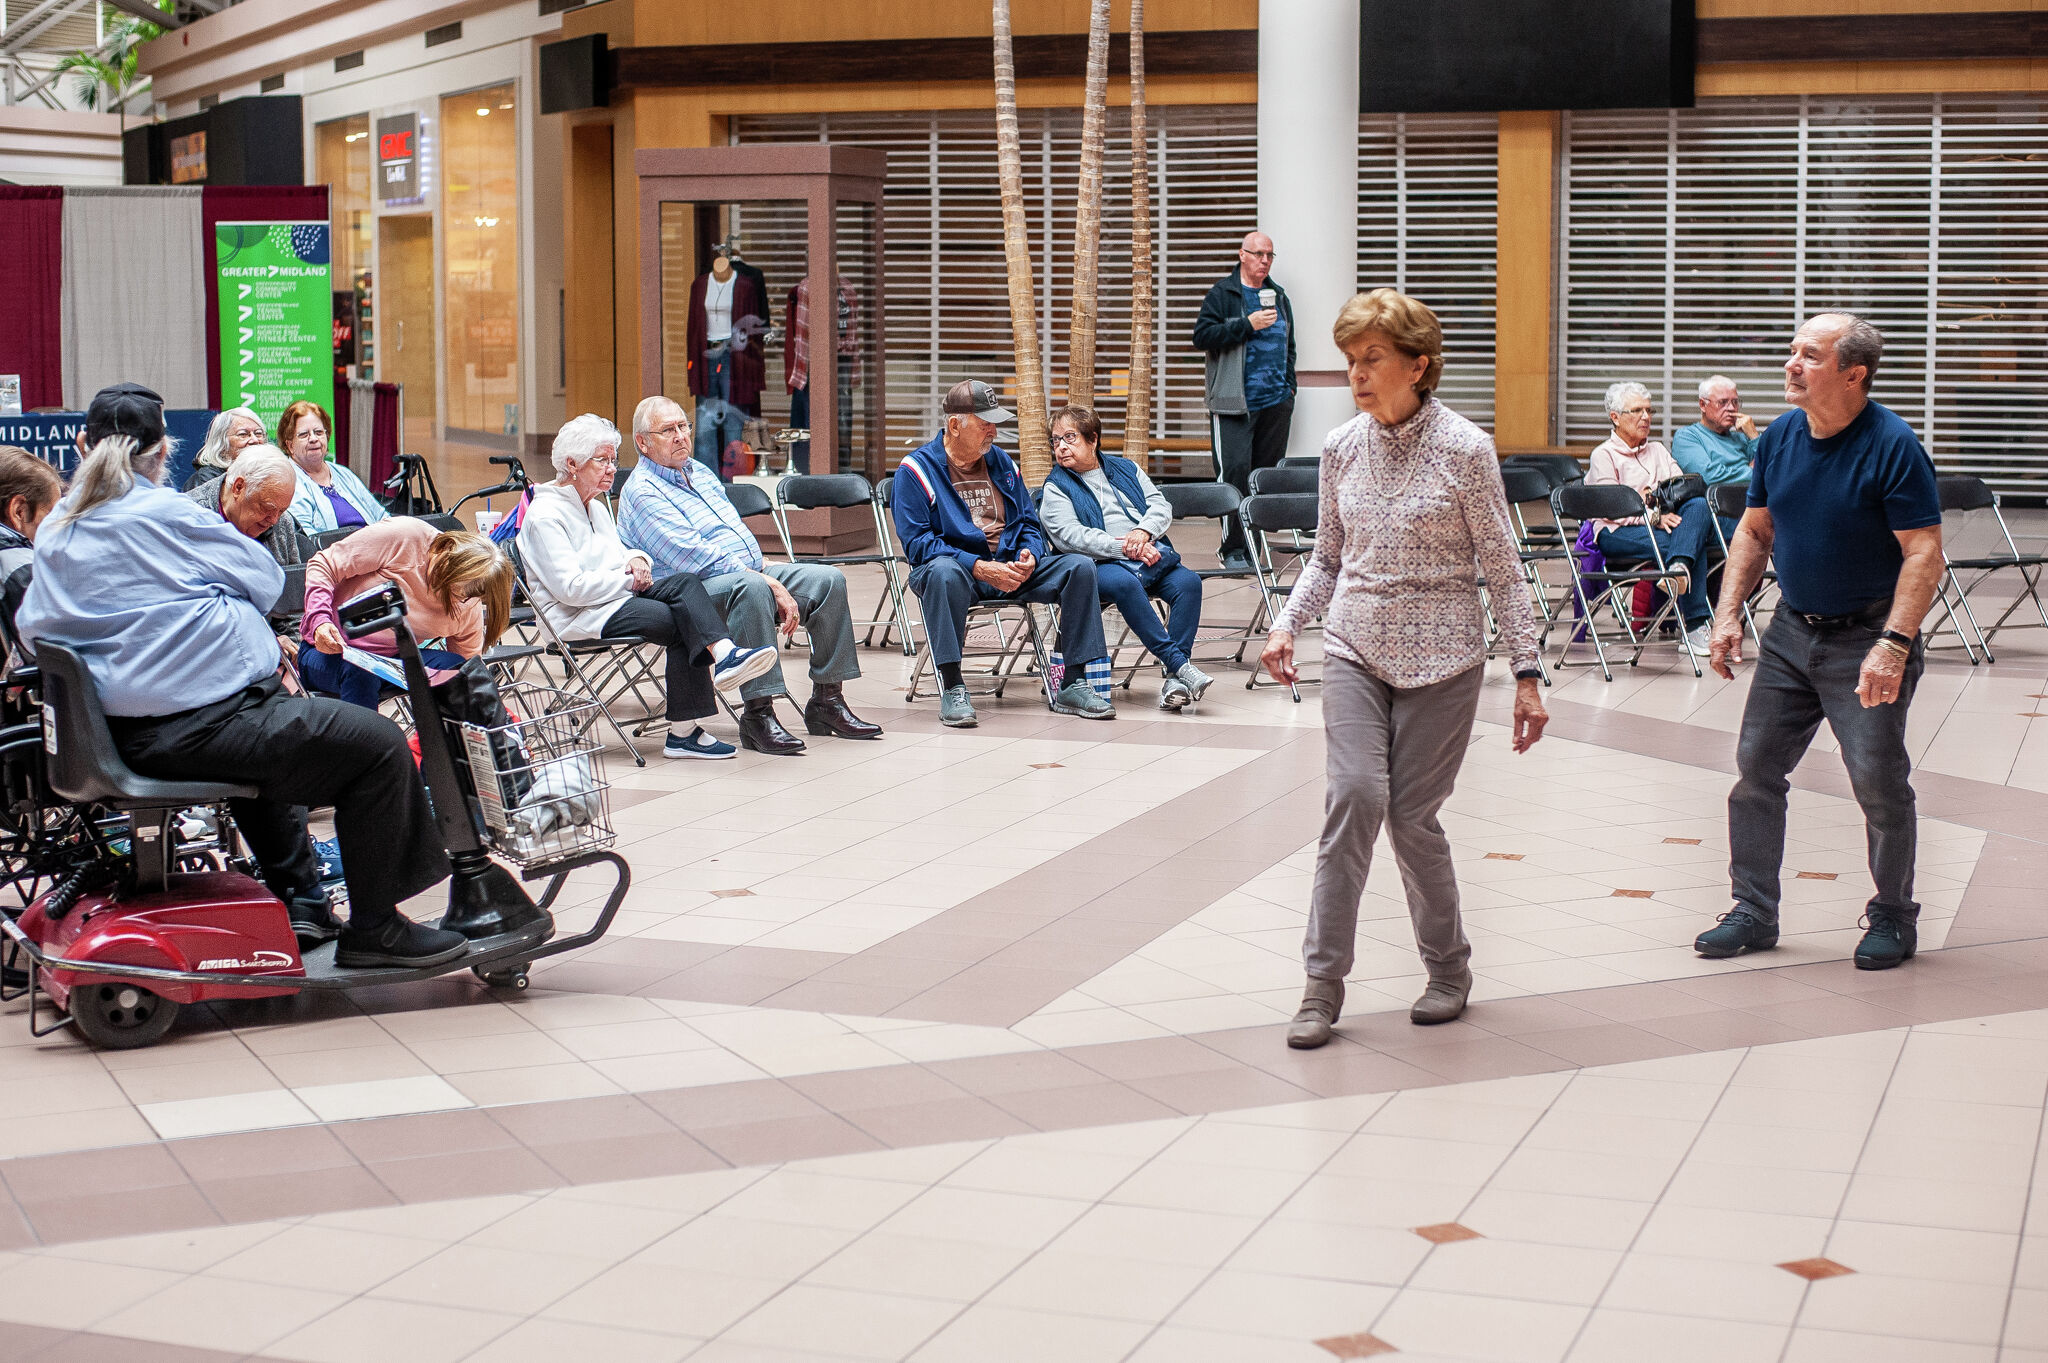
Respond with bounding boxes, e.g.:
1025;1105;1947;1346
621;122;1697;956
0;502;2042;1359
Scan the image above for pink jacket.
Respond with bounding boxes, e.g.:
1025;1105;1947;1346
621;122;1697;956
1586;435;1685;533
303;517;483;657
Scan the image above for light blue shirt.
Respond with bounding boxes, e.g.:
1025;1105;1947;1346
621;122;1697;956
287;461;389;533
1671;420;1757;487
17;477;284;716
615;457;766;580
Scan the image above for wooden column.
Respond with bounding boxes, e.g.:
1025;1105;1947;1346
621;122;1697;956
1494;109;1559;452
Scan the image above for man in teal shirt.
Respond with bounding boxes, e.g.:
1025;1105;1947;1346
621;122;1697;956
1672;374;1759;487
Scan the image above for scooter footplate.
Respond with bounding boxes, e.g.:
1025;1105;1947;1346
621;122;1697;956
296;920;553;987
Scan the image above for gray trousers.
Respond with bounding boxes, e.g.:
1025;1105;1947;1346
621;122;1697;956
701;563;861;703
1729;609;1923;925
1304;656;1483;984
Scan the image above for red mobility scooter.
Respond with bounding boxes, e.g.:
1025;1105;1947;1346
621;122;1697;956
0;582;631;1048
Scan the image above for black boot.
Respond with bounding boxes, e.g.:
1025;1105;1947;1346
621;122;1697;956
803;682;882;739
738;696;806;755
287;892;345;949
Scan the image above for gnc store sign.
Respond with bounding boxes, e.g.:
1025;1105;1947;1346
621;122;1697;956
376;112;422;204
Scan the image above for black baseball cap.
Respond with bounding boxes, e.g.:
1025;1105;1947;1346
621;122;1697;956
942;379;1014;424
83;382;166;450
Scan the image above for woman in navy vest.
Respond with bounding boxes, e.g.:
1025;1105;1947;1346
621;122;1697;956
1040;406;1213;711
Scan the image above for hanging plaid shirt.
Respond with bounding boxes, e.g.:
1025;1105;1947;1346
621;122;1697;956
615;456;765;579
784;277;862;394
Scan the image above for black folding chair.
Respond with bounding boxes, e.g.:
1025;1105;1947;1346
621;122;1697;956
1550;482;1702;680
1706;482;1776;646
774;473;917;655
309;526;364;552
1926;474;2048;665
1247;465;1319;496
1499;453;1586;492
1151;482;1266;674
1277;454;1322;469
502;541;660;766
1240;490;1320;701
1483;466;1561;684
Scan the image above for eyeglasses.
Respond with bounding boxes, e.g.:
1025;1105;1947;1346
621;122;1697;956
1618;407;1654;418
586;454;620;468
1241;249;1276;261
1051;431;1088;447
647;422;688;441
232;427;266;444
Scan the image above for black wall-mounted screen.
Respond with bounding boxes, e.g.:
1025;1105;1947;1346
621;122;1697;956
1360;0;1694;113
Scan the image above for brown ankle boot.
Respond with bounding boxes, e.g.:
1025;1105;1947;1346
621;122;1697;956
1287;976;1345;1049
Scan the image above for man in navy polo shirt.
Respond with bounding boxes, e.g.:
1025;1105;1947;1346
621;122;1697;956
1695;314;1945;971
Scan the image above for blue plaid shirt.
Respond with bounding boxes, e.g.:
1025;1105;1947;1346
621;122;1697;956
616;457;765;579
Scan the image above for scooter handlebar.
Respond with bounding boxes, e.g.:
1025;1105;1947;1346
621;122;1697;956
338;583;410;641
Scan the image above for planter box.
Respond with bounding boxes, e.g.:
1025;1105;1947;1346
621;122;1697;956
743;504;875;557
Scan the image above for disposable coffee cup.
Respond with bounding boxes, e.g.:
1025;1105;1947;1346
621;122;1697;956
1258;288;1276;310
476;510;504;535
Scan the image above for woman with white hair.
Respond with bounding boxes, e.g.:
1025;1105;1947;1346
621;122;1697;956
1586;380;1716;652
183;406;267;491
520;413;776;759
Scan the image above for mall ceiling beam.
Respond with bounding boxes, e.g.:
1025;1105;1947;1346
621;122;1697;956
103;0;186;28
1697;12;2047;63
0;0;96;56
610;29;1256;91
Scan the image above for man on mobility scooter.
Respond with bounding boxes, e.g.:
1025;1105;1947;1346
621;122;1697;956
15;386;467;969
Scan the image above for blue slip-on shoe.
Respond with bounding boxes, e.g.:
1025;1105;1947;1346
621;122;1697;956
1694;907;1779;959
710;644;778;695
664;727;737;760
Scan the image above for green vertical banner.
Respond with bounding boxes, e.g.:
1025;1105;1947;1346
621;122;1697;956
215;222;335;433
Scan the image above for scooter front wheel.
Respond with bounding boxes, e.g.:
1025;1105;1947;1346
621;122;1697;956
68;981;180;1049
473;965;530;991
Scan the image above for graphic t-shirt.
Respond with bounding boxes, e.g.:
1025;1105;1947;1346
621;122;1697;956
1240;282;1291;412
947;460;1005;553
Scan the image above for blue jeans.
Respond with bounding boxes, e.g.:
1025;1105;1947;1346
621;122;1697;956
1096;559;1203;674
298;641;467;710
908;554;1105;669
1596;496;1714;628
696;344;744;479
1729;609;1923;926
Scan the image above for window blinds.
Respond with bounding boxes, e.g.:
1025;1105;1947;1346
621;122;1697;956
1561;95;2048;493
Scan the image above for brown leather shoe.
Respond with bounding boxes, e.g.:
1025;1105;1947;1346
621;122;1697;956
1410;974;1470;1025
1286;976;1345;1049
737;697;806;755
803;683;882;740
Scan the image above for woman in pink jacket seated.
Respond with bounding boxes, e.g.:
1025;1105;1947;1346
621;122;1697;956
299;517;513;708
1586;380;1716;652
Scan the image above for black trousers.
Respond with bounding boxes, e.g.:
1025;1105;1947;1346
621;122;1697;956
108;677;450;930
1214;398;1294;555
599;572;727;722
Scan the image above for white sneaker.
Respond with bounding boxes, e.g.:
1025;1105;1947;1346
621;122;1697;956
1158;678;1192;711
1684;623;1714;655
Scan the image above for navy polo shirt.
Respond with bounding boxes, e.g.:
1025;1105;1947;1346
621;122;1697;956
1747;399;1940;616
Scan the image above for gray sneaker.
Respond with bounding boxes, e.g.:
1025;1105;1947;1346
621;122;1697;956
1158;677;1192;711
938;684;978;728
1049;677;1115;720
1174;661;1215;703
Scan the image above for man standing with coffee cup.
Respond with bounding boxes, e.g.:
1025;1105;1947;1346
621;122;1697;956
1194;231;1296;570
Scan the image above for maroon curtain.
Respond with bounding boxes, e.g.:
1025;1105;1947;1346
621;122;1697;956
370;381;400;491
200;185;330;410
0;188;65;411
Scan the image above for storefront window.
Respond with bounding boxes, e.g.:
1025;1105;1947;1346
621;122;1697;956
440;83;519;437
315;114;374;379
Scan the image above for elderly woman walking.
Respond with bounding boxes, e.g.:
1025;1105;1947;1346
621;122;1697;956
1263;289;1548;1043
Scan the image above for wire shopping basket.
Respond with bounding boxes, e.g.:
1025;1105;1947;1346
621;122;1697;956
452;685;616;868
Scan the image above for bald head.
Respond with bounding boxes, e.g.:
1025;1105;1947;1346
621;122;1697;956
1238;231;1274;287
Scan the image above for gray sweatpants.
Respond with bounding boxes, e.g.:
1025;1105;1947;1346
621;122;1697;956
700;562;861;703
1303;656;1483;984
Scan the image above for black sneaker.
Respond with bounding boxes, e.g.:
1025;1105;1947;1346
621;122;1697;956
287;893;345;949
335;916;469;969
1854;910;1917;971
1694;907;1779;959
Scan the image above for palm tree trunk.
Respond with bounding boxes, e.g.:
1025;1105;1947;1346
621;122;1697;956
1064;0;1111;409
992;0;1051;484
1124;0;1153;469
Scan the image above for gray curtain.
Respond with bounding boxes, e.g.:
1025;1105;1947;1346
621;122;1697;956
61;186;207;410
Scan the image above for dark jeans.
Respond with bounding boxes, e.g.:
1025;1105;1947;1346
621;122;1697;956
908;553;1106;668
297;642;467;710
1596;496;1715;628
1729;609;1924;927
1213;398;1293;556
1096;558;1203;674
600;572;728;722
107;677;450;929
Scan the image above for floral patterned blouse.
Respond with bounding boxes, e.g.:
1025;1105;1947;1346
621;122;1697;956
1273;396;1540;687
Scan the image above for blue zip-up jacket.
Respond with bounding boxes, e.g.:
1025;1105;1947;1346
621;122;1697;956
891;433;1046;572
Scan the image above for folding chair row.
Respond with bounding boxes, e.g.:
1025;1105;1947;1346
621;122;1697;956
1926;474;2048;665
1549;481;1703;681
770;473;919;657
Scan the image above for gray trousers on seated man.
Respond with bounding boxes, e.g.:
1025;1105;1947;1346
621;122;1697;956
700;562;861;701
908;553;1105;667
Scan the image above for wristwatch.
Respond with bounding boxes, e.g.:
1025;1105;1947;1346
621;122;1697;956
1513;667;1543;681
1879;628;1917;651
